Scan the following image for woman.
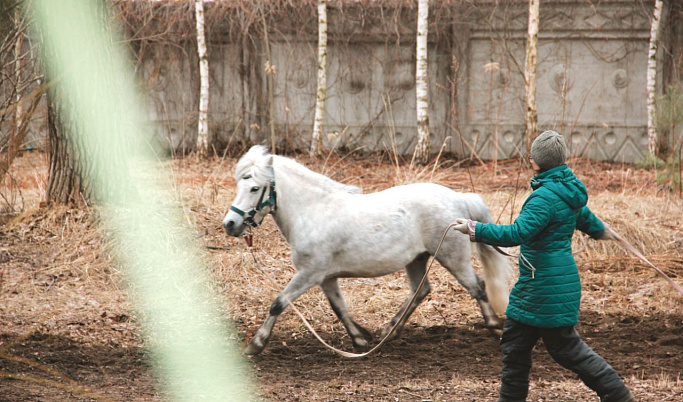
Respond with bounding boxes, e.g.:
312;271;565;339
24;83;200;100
454;130;634;402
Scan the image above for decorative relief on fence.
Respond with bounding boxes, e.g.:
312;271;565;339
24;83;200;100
463;0;651;162
133;1;656;162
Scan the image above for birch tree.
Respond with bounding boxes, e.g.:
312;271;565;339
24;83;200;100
259;2;276;154
647;0;664;159
310;0;328;157
524;0;540;157
414;0;430;165
195;0;210;157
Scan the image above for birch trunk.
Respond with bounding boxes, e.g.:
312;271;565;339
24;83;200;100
195;0;210;157
647;0;664;158
414;0;430;165
259;3;276;154
310;0;328;157
524;0;540;157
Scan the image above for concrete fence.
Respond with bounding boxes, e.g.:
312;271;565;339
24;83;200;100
14;0;680;162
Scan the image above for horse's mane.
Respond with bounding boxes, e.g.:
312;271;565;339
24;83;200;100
234;145;275;183
235;145;361;194
275;156;362;194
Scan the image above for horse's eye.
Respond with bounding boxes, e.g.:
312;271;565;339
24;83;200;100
250;186;260;193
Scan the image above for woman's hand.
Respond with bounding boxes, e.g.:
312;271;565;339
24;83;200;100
454;218;478;242
453;218;470;234
599;224;619;241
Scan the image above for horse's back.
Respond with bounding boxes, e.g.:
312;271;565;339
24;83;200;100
372;182;488;220
353;182;491;246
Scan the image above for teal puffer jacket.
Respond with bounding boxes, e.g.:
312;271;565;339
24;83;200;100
475;165;605;328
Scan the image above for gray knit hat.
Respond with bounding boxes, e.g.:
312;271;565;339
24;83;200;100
530;130;567;171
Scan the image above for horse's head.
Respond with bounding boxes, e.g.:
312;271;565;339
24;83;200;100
223;145;277;237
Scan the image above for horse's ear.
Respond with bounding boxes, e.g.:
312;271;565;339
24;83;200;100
265;155;273;168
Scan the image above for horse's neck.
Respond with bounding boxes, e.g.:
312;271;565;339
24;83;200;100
270;157;328;241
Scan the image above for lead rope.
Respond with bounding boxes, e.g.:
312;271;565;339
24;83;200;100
610;230;683;295
246;222;460;358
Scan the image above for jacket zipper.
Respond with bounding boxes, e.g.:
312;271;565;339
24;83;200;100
519;252;536;279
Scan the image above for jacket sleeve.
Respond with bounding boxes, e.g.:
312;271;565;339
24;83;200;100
576;205;605;239
474;193;553;247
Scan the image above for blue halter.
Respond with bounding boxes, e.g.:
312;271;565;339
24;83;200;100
229;177;277;228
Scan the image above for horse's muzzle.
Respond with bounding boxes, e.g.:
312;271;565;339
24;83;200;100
223;217;245;237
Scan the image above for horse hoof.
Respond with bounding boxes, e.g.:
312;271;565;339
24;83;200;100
356;324;373;342
379;325;402;342
243;341;264;355
352;338;370;352
485;317;505;330
487;327;502;338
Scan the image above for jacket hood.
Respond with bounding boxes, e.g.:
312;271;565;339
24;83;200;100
530;165;587;209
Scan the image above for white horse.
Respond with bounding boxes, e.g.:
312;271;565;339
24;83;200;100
223;145;511;355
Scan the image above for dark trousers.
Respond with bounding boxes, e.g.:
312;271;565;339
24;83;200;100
499;318;632;402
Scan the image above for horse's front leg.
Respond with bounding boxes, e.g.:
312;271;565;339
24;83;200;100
244;272;320;355
380;253;432;341
320;278;373;351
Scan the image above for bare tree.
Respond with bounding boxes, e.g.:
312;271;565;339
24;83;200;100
195;0;210;157
524;0;540;156
2;7;25;177
39;0;121;205
13;7;24;146
1;2;43;186
647;0;665;159
414;0;430;165
310;0;328;157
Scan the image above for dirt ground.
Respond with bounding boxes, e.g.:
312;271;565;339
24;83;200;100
1;150;681;401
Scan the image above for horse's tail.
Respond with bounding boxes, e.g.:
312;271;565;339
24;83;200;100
475;241;511;315
464;194;512;316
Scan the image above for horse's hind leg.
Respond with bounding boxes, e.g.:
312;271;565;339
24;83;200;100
380;252;432;342
439;251;504;332
244;271;321;355
320;278;373;351
464;272;504;332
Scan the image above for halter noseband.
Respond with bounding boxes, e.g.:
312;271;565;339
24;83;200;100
229;175;277;228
